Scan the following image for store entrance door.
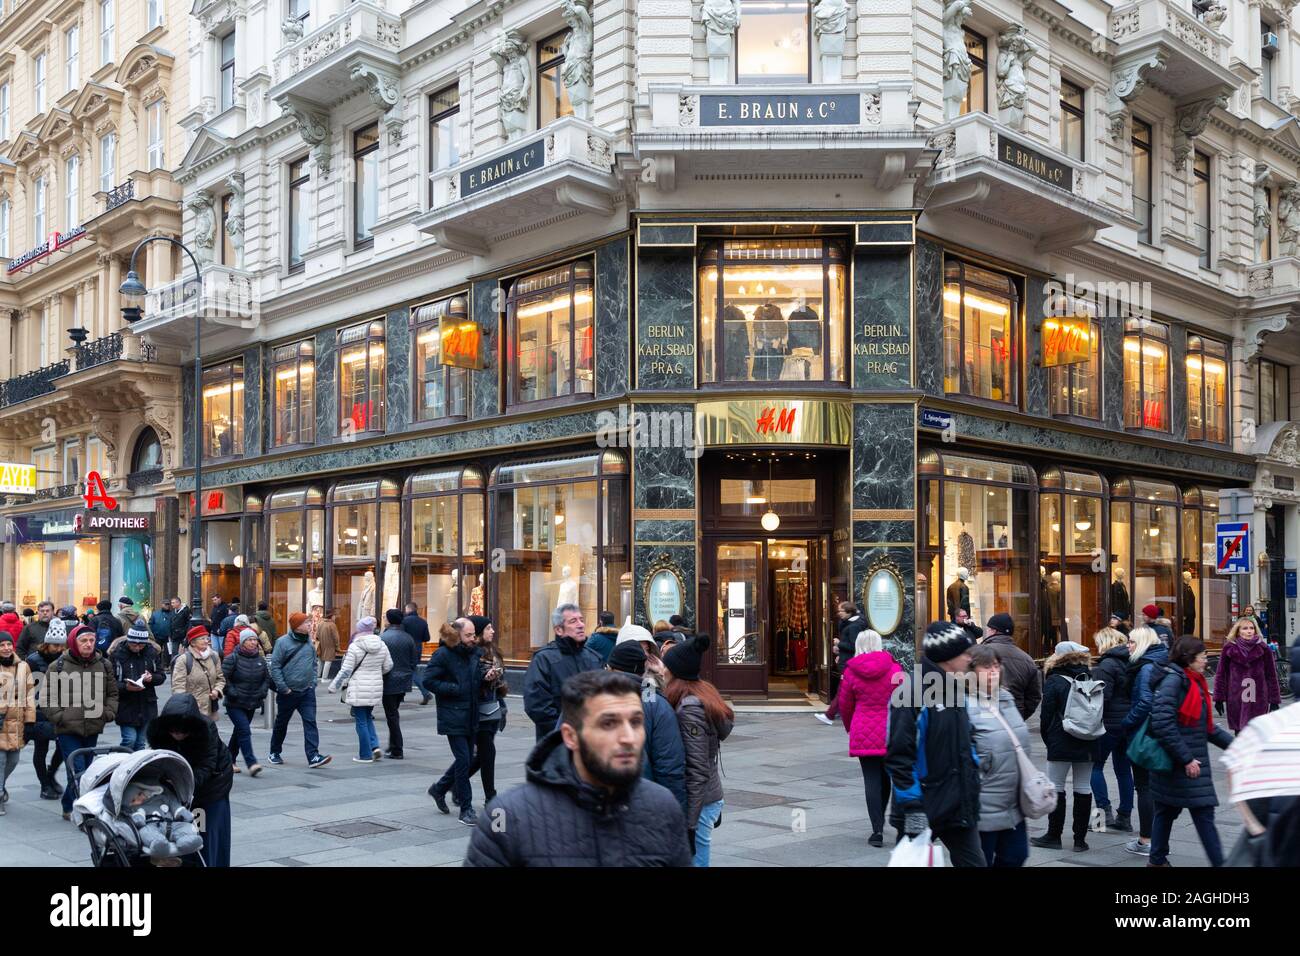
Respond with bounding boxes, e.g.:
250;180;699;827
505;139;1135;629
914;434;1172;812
705;535;827;697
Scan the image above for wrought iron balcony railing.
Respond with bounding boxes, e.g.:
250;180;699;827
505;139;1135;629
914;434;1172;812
0;360;70;407
126;468;164;490
32;481;84;501
73;332;123;371
105;179;135;212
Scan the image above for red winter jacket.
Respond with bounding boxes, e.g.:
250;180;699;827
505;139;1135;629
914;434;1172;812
838;650;903;757
0;612;23;643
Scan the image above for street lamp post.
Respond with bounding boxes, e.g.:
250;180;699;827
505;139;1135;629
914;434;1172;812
119;235;206;618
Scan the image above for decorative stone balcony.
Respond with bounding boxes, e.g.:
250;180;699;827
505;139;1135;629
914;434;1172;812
127;264;258;345
1246;257;1300;301
632;82;933;196
415;117;620;256
923;112;1123;252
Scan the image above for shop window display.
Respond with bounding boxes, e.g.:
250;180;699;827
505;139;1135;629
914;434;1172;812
338;320;386;434
1182;486;1231;647
202;359;244;460
1110;478;1179;623
1038;468;1106;652
736;0;810;85
919;451;1034;650
1185;335;1229;443
202;519;241;611
411;296;470;422
406;468;485;638
1123;318;1169;431
266;487;325;636
942;258;1018;403
1047;317;1101;419
699;238;846;384
490;451;627;664
272;340;315;447
328;479;400;648
111;535;153;610
507;260;594;406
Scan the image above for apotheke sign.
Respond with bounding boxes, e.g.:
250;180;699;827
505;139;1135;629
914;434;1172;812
459;139;545;199
996;135;1073;192
6;225;88;274
75;509;152;534
700;93;860;127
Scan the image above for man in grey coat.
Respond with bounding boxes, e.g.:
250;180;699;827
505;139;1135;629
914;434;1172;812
268;611;331;768
981;613;1042;720
379;608;420;758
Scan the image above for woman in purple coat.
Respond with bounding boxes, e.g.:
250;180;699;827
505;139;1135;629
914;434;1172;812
1212;618;1281;732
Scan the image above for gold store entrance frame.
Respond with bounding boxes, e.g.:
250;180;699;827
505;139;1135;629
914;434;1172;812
694;399;852;446
863;555;905;637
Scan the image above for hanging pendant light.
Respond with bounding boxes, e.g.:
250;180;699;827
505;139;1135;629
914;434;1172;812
760;456;780;531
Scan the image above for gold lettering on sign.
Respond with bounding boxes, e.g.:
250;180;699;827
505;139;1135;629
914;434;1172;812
640;323;693;374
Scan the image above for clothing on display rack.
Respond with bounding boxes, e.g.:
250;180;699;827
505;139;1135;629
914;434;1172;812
957;529;976;574
772;569;809;673
753;303;788;381
722;306;751;381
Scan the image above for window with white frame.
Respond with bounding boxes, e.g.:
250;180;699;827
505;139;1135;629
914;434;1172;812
64;155;79;227
0;83;9;140
147;0;162;30
32;446;55;490
219;32;236;112
63;438;82;485
100;0;114;66
65;25;80;92
86;436;108;478
34;53;47;114
0;198;10;259
288;0;309;32
1060;79;1084;161
99;132;115;192
147;100;164;168
33;175;46;238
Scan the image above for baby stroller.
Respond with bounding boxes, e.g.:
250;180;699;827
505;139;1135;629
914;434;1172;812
69;747;206;867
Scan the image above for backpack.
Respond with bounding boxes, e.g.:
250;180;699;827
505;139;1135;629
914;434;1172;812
94;622;113;652
1059;673;1106;740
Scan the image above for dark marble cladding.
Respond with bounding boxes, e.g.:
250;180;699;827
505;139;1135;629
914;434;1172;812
639;224;695;246
1170;324;1187;441
952;411;1256;481
634;519;695;543
313;329;336;443
633;403;697;510
181;365;195;468
633;543;696;632
853;404;915;510
1025;276;1047;417
242;345;263;457
177;408;605;491
856;222;914;245
595;237;629;398
914;238;943;398
852;251;912;390
635;254;694;391
1102;314;1124;432
471;278;500;419
855;546;915;672
385;307;411;434
853;520;914;543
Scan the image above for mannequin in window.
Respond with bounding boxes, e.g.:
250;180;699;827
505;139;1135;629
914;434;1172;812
752;301;787;381
1181;569;1197;636
358;570;376;622
468;579;484;616
721;305;751;381
1039;565;1053;645
556;563;579;609
783;302;820;380
1048;569;1064;641
307;577;325;612
445;568;460;623
1110;567;1131;624
946;566;970;622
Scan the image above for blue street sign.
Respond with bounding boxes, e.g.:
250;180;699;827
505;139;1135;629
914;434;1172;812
920;409;953;431
1286;569;1296;600
1215;522;1251;575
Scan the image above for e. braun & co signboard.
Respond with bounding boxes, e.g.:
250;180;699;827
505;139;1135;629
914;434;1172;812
996;135;1073;192
699;93;860;127
459;139;545;199
6;225;88;275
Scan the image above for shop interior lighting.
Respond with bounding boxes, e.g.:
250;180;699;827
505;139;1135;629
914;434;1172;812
515;292;593;319
943;288;1011;316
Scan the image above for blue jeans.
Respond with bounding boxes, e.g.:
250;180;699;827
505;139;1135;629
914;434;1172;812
433;735;474;808
199;798;231;867
351;706;380;759
226;706;259;768
269;687;321;760
693;799;724;867
1150;801;1224;867
980;821;1029;867
56;733;98;813
119;724;147;752
1091;729;1134;814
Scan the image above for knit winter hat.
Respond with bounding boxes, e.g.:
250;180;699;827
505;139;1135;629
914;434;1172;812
922;620;974;664
986;612;1014;636
355;616;377;634
239;627;260;644
234;614;250;627
288;612;309;634
607;640;647;676
1054;641;1090;656
96;600;113;612
663;633;710;682
0;632;12;647
58;606;78;621
126;622;151;643
616;617;654;646
44;617;68;646
467;615;492;637
186;624;211;644
1141;604;1161;620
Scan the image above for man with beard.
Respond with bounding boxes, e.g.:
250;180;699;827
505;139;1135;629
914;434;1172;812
464;670;691;867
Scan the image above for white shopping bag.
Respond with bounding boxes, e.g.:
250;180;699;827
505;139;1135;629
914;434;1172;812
887;828;949;868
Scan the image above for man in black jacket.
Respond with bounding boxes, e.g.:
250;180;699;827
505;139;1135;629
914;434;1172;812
380;608;420;758
523;603;602;742
886;621;984;867
980;612;1042;720
17;601;53;660
147;693;235;867
90;600;124;650
402;602;433;704
465;670;691;867
167;598;191;661
817;602;865;725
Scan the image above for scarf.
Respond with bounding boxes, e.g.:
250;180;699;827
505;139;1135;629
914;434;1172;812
191;646;212;661
1177;667;1214;732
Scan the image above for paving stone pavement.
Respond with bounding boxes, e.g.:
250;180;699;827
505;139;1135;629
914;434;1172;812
0;684;1238;867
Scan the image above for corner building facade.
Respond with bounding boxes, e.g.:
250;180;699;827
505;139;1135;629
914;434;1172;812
150;0;1300;696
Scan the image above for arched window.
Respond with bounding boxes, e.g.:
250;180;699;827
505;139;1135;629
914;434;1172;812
131;427;162;472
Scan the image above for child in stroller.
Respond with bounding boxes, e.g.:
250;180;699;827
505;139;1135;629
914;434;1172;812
70;747;205;867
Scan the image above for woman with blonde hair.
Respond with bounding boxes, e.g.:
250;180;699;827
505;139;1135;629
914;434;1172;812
1118;626;1168;856
1214;616;1281;732
1090;627;1134;832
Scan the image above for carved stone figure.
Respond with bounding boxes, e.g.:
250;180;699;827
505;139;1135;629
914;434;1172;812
224;172;245;262
560;0;594;122
702;0;740;86
281;16;304;42
351;63;399;112
1253;164;1272;255
996;26;1036;129
1279;183;1300;258
187;195;216;265
1202;2;1227;30
490;30;531;141
942;0;974;121
813;0;848;82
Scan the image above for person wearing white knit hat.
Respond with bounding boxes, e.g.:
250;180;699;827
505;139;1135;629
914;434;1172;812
617;618;666;687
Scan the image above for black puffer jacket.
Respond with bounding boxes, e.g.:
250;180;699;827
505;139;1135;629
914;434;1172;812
1093;644;1132;735
523;636;602;739
221;645;272;710
836;615;866;667
1038;654;1097;762
463;730;692;867
675;694;734;830
1148;662;1233;809
380;626;419;696
110;642;165;727
146;694;234;808
423;641;482;736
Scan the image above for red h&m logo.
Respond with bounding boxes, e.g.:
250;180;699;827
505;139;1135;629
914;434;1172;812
82;471;117;511
756;407;797;435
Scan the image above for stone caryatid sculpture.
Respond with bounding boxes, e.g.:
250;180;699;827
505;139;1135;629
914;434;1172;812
702;0;740;86
560;0;594;122
813;0;849;83
1253;163;1272;256
942;0;974;121
224;172;245;263
1279;184;1300;258
491;30;531;142
996;25;1036;129
187;195;216;265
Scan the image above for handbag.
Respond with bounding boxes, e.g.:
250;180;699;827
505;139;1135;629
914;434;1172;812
888;828;948;867
339;647;370;704
1125;717;1173;772
988;702;1058;819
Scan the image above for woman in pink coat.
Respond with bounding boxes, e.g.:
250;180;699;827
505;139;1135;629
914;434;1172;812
1213;617;1281;732
837;628;903;847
